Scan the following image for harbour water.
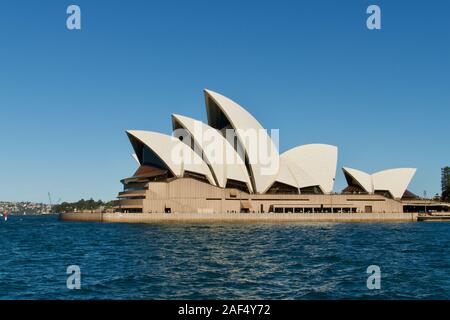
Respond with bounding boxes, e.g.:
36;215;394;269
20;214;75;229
1;215;450;299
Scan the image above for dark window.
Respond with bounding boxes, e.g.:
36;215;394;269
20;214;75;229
142;146;167;169
184;171;210;184
300;186;323;195
121;208;142;213
266;182;299;195
374;190;393;199
226;179;250;193
342;185;367;194
207;97;232;131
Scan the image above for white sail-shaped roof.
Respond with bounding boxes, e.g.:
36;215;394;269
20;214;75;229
171;114;253;192
126;130;216;185
281;144;338;193
204;89;279;193
372;168;416;199
342;167;373;193
342;167;416;199
275;158;300;189
274;158;318;190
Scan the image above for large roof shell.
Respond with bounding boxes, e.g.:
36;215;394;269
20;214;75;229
281;144;338;193
204;89;279;193
274;158;319;190
171;114;253;192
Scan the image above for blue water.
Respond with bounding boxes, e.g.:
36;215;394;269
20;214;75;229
1;215;450;299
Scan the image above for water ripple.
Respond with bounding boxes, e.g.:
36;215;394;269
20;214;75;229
1;216;450;299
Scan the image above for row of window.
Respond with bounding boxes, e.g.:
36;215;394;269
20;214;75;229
272;207;358;214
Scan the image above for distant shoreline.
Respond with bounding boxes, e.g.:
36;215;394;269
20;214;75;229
4;212;56;215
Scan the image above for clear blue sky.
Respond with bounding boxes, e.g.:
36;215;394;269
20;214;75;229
0;0;449;203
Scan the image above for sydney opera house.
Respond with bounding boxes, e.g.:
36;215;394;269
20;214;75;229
116;89;442;215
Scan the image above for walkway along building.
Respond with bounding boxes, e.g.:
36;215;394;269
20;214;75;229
116;89;449;214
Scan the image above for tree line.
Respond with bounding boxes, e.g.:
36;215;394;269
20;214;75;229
443;190;449;203
52;199;115;213
442;167;450;203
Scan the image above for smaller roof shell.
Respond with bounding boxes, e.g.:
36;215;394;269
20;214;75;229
127;130;216;186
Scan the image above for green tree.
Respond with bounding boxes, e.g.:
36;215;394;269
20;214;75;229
52;199;115;213
442;167;450;203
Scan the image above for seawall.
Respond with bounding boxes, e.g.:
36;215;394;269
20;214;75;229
59;212;419;223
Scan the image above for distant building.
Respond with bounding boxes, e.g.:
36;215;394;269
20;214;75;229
442;167;450;202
